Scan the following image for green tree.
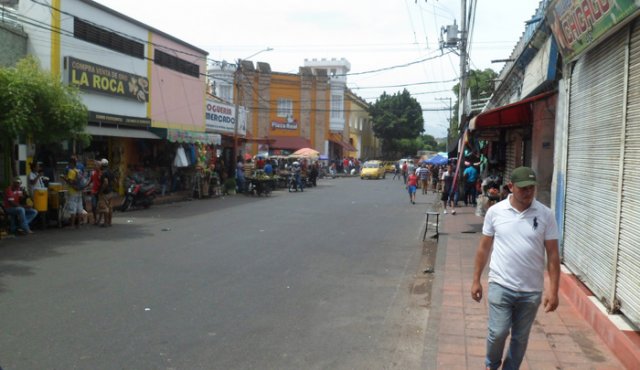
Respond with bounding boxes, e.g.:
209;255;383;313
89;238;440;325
0;56;88;144
368;89;424;157
421;134;438;150
450;68;497;136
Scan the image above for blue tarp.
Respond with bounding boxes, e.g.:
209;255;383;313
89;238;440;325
423;154;448;166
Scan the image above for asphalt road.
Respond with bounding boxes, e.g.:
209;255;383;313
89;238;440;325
0;176;440;370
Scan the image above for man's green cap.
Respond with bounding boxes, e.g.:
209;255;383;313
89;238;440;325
511;166;537;187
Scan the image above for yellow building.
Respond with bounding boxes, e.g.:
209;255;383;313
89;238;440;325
346;89;379;160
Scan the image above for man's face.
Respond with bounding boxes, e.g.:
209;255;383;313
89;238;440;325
509;183;536;205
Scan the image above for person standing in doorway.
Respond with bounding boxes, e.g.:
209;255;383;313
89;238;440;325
471;167;560;370
463;161;479;206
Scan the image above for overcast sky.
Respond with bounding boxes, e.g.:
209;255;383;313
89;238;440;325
95;0;543;138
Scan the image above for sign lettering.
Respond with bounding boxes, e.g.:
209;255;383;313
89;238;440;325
67;57;149;103
547;0;639;61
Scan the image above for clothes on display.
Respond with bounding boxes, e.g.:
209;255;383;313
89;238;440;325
174;146;189;168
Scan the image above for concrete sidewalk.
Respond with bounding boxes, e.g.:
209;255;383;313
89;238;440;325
422;199;639;369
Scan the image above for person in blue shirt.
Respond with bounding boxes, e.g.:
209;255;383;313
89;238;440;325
463;162;479;206
263;160;273;176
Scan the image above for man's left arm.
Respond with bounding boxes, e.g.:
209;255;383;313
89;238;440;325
543;239;561;312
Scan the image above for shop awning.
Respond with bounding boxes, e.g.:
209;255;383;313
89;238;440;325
245;132;273;144
152;128;221;145
328;133;357;152
86;125;161;139
269;135;311;150
471;91;556;130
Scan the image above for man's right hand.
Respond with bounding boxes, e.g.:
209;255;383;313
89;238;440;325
471;281;483;302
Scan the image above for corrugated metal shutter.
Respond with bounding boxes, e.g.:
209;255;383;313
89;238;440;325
617;21;640;327
563;27;627;303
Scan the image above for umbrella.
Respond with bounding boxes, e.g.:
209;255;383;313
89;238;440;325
292;148;319;158
318;154;329;160
423;154;448;166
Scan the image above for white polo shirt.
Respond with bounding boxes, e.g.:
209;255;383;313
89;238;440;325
482;195;559;292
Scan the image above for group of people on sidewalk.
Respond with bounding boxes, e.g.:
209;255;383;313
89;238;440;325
2;156;116;237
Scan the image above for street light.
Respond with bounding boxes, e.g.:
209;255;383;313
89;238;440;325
241;47;273;61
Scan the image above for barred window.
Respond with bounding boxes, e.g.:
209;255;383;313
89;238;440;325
331;94;343;119
154;49;200;78
277;98;293;118
74;18;144;59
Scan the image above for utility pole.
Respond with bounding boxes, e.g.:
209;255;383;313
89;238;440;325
457;0;468;135
231;47;273;178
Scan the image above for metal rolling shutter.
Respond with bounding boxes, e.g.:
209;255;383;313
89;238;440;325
617;21;640;327
563;27;627;302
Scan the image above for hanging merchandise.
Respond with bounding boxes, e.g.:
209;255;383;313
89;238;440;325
188;144;197;165
174;146;189;168
197;143;207;166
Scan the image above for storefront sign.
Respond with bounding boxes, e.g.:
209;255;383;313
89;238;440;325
271;118;298;130
546;0;639;61
205;100;235;133
167;129;221;145
67;57;149;102
89;111;151;127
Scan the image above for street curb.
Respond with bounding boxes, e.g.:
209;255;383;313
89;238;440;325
559;267;640;369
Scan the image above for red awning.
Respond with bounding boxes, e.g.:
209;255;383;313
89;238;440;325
329;133;357;152
472;91;556;130
269;135;311;150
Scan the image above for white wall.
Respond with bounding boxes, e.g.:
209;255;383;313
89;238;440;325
19;0;149;118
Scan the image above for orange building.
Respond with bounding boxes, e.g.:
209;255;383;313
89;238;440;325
234;59;365;160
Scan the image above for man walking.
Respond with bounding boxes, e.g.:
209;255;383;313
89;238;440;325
471;167;560;370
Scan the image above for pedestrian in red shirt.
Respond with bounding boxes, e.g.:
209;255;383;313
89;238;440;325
406;172;418;204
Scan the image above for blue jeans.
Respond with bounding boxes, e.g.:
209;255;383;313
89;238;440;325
6;206;38;233
486;282;542;370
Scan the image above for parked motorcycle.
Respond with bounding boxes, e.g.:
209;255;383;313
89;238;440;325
119;177;157;211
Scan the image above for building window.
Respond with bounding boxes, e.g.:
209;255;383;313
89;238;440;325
74;18;144;59
154;49;200;78
218;85;232;102
331;94;343;119
277;98;293;118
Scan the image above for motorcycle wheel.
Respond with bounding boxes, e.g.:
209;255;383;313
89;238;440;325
120;197;132;212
